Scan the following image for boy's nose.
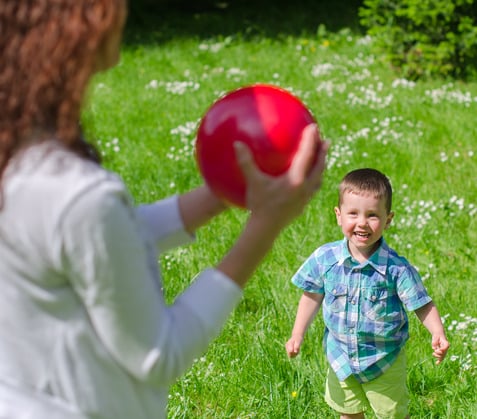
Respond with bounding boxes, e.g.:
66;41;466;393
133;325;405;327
357;217;368;227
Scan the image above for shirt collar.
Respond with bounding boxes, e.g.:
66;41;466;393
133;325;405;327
337;237;389;276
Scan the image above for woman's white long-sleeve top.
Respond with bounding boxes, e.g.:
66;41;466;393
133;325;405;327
0;142;242;418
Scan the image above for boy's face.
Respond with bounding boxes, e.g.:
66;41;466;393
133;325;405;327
334;190;393;262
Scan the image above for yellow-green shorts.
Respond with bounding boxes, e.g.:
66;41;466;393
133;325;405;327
324;351;409;419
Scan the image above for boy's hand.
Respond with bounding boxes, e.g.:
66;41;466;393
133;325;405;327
432;334;450;364
285;336;303;358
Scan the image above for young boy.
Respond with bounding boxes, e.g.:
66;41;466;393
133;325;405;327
285;168;449;419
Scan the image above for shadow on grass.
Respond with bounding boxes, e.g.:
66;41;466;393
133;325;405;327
125;0;364;46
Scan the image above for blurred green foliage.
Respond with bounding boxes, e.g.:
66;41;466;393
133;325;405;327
126;0;363;42
359;0;477;80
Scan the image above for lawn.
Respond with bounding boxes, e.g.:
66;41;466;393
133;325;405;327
83;2;477;417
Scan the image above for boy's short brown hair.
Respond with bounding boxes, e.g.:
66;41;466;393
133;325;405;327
338;168;393;213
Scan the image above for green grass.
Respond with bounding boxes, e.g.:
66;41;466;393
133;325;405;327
83;4;477;418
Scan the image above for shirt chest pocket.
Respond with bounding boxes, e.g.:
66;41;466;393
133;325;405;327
325;283;348;313
362;287;390;320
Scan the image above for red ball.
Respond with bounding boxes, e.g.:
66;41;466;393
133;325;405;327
195;84;317;208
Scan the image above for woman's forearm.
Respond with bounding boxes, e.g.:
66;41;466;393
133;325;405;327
216;214;283;288
178;185;228;234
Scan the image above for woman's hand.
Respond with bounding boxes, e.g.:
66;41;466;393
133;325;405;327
236;123;328;230
216;124;328;288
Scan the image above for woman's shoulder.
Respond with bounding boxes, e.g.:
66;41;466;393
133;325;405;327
9;141;125;193
1;142;134;277
4;141;131;220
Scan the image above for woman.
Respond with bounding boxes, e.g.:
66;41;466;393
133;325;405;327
0;1;328;417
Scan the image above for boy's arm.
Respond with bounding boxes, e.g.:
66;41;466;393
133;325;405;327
414;301;450;364
286;291;324;358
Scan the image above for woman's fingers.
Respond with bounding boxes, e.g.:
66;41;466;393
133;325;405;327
233;124;329;216
289;123;329;198
288;123;320;181
233;141;256;181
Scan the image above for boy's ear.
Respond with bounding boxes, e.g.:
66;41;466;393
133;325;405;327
385;211;394;229
334;207;341;225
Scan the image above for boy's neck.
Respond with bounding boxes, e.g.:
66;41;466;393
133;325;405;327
347;237;383;264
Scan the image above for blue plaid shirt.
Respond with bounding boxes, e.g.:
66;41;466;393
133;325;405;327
292;237;432;383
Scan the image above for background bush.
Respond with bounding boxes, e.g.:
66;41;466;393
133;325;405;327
359;0;477;80
127;0;363;37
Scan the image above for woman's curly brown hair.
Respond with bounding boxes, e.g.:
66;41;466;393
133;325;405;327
0;0;124;183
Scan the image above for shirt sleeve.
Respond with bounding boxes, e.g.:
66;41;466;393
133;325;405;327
135;196;194;253
59;181;243;387
291;250;324;293
396;264;432;312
